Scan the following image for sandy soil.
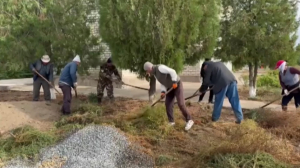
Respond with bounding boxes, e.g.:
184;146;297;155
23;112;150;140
0;91;61;134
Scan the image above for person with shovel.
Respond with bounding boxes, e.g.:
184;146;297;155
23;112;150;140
58;55;81;115
97;57;122;104
275;60;300;111
144;62;194;131
198;58;214;104
30;55;54;105
198;61;243;124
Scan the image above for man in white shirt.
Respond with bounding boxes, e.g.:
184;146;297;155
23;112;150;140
144;62;194;131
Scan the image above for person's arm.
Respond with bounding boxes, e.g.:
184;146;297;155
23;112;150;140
112;65;122;80
279;74;286;89
69;63;77;85
158;65;178;82
149;75;156;100
200;63;205;78
30;61;37;71
199;65;212;93
289;67;300;75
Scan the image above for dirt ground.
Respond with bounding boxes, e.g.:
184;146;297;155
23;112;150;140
0;91;63;134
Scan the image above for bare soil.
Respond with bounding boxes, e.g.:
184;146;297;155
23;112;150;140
0;91;62;134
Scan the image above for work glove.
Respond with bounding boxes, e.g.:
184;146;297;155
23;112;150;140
172;81;178;89
74;82;78;88
161;91;166;99
284;89;289;96
32;68;36;72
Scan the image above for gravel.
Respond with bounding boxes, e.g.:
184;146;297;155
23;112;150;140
4;125;154;168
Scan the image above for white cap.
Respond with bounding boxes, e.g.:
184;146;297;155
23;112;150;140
143;62;153;71
73;55;81;62
41;55;50;63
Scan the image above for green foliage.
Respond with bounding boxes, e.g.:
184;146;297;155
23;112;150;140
208;152;291;168
216;0;300;90
98;0;221;77
155;155;174;166
0;0;102;75
0;126;57;160
257;71;281;88
0;68;32;79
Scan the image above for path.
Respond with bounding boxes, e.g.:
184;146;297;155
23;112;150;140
6;84;290;111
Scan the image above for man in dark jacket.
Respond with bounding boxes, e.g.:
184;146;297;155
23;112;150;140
199;61;243;124
30;55;54;105
58;55;80;115
199;58;214;104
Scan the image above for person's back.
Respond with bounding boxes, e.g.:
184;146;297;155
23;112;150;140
59;61;77;87
207;61;236;94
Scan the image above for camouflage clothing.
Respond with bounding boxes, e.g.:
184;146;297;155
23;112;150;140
97;63;121;103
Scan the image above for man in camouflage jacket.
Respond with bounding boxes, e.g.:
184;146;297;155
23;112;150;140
97;57;122;104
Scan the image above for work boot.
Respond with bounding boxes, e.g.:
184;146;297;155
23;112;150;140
45;101;51;105
282;105;287;111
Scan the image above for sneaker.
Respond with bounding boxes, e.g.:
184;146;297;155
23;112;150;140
168;122;175;126
185;120;194;131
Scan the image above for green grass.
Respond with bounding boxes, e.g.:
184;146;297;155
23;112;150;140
208;152;291;168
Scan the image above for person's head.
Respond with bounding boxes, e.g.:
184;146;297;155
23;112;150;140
205;58;211;62
73;55;81;65
275;60;287;72
106;57;112;66
143;62;153;75
202;62;208;70
41;55;50;64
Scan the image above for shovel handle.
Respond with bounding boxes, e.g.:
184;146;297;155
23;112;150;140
33;69;61;95
260;86;300;109
151;88;173;107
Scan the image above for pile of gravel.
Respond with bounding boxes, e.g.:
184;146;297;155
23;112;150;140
4;125;154;168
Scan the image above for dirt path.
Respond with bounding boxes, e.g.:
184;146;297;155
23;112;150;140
0;91;61;133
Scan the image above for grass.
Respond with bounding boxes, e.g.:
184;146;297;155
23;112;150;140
1;94;300;167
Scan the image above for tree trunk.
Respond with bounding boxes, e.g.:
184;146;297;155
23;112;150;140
248;61;259;98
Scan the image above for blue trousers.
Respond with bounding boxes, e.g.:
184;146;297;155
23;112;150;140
212;81;243;122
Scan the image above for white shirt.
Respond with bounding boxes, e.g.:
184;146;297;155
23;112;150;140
153;65;178;92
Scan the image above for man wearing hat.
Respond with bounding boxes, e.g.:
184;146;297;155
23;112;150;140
97;57;122;104
58;55;81;115
144;62;194;131
30;55;54;105
275;60;300;111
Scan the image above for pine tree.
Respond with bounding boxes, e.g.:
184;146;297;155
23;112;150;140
98;0;221;77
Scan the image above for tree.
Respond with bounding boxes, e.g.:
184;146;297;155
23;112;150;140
0;0;102;75
98;0;221;77
215;0;300;97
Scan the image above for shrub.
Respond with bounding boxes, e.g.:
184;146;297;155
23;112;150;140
208;152;291;168
257;70;281;88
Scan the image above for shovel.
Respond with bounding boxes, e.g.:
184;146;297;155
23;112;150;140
33;70;61;95
151;88;173;107
260;86;300;108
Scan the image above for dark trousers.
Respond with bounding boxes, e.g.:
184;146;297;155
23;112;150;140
59;83;72;114
165;81;192;122
198;85;214;102
33;77;50;101
281;87;300;108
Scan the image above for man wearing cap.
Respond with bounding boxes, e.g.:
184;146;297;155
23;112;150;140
58;55;81;115
97;57;122;104
199;58;214;104
144;62;194;131
275;60;300;111
30;55;54;105
198;61;243;124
